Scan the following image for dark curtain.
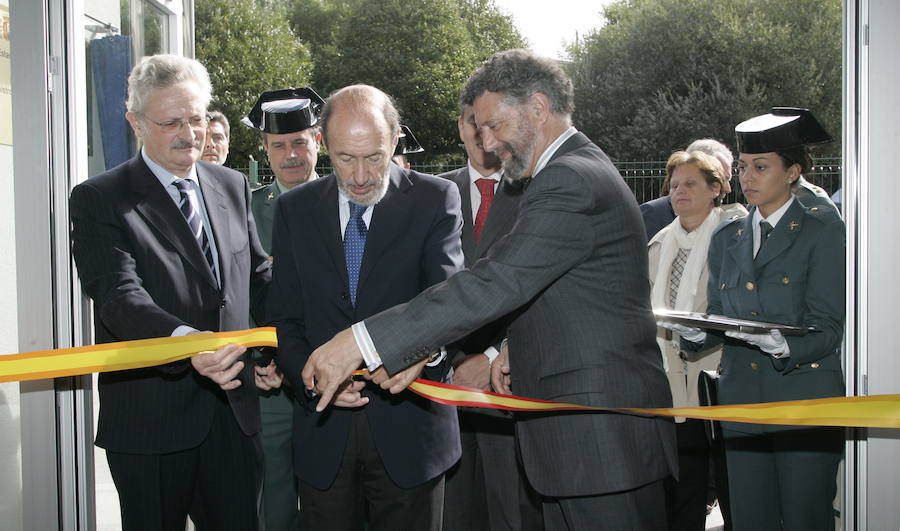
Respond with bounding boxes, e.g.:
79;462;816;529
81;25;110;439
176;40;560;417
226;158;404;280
90;35;134;170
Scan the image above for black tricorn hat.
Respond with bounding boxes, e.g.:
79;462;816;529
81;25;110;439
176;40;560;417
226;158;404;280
735;107;833;154
395;125;425;155
240;87;325;134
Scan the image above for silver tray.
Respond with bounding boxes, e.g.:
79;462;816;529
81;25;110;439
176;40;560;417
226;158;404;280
653;309;815;336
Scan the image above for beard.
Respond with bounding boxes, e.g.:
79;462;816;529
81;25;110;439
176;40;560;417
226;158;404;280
495;117;537;183
336;165;391;206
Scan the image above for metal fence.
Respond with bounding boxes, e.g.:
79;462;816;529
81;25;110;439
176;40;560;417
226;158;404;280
234;157;842;205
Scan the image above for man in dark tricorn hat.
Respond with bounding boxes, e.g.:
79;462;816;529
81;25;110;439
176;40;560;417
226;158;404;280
391;124;424;169
244;87;325;249
735;106;838;212
242;86;324;531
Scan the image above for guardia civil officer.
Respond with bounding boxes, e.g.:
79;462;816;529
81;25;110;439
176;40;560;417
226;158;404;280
242;87;325;531
666;107;845;531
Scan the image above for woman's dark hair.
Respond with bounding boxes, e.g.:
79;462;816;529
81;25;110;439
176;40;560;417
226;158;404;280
775;146;813;175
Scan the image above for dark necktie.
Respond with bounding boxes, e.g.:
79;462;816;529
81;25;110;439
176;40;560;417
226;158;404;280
344;202;368;306
473;178;496;242
757;220;774;258
173;179;217;282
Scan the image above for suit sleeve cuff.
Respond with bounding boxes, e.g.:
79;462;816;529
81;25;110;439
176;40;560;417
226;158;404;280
352;321;383;371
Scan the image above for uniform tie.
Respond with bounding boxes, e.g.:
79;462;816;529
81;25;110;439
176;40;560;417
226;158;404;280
473;178;496;242
173;179;217;283
344;202;368;306
756;220;774;258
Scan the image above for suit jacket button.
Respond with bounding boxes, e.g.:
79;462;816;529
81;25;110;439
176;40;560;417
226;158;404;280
219;299;227;309
341;292;349;301
745;282;755;291
720;283;726;290
782;277;790;284
750;311;758;316
750;361;759;370
810;362;820;369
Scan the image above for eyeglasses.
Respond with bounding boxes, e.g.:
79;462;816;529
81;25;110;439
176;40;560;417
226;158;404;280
141;114;210;134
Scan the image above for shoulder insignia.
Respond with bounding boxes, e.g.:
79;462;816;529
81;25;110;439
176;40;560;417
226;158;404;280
788;221;799;231
736;228;743;236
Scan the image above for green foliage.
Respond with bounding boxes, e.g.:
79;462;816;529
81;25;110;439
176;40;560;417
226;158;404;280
195;0;314;167
289;0;524;162
566;0;842;160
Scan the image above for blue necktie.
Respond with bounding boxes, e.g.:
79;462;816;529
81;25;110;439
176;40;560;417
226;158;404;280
344;202;368;306
173;179;217;283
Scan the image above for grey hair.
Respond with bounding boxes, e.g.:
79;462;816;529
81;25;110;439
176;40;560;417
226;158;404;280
460;49;574;116
126;54;213;114
687;138;734;179
207;110;230;139
320;85;400;146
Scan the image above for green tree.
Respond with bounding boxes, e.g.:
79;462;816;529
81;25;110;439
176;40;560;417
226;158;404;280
289;0;524;163
195;0;314;167
566;0;842;161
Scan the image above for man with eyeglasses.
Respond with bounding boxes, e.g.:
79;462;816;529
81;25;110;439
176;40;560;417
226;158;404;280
69;54;272;530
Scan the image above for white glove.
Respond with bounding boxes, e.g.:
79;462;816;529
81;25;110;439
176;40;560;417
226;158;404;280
725;329;790;358
656;320;707;344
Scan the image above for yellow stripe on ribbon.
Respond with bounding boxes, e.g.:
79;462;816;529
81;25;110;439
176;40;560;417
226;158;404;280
406;379;900;429
2;328;899;429
0;328;277;383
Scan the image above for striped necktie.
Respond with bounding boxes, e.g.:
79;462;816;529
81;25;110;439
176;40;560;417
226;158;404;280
173;179;217;282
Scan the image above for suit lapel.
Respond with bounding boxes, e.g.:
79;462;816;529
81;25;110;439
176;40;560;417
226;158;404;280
197;163;229;289
128;156;218;289
452;168;477;262
358;168;411;293
754;200;805;270
727;213;756;280
309;176;351;295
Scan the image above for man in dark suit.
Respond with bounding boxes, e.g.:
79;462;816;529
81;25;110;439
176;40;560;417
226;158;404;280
267;84;463;530
69;55;272;530
440;103;538;531
242;87;324;531
304;50;677;530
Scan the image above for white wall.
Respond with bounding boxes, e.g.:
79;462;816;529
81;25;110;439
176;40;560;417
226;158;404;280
862;0;900;529
0;139;22;531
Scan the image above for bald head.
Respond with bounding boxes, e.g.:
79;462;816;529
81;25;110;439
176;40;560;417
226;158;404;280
321;85;400;148
321;85;400;205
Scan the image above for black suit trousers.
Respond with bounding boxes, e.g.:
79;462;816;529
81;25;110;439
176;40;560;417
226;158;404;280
106;396;262;531
298;409;444;531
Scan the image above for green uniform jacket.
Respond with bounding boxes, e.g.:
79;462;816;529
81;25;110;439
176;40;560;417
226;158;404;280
251;182;281;254
686;198;846;434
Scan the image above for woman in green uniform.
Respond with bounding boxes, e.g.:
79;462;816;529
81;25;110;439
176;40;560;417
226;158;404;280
667;107;845;530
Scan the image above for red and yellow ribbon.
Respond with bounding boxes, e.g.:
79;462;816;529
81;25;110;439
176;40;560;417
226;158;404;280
2;327;898;429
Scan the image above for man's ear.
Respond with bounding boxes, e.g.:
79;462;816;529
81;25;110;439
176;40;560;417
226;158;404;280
528;92;551;122
125;112;143;139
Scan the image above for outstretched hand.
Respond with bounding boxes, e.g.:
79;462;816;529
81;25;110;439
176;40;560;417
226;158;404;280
301;328;364;412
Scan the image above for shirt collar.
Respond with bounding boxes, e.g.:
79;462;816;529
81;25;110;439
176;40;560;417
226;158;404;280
142;147;199;187
467;161;502;185
752;196;795;228
274;171;318;195
531;126;578;178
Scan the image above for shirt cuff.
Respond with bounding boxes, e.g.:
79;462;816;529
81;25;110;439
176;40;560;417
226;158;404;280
483;346;500;363
172;325;198;337
352;321;383;371
426;347;447;367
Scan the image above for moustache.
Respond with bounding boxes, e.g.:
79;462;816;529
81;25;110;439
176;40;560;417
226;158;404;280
280;158;306;169
172;139;201;150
